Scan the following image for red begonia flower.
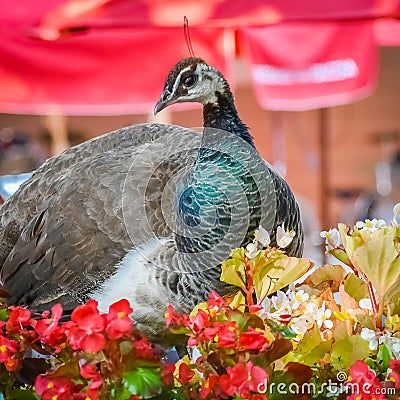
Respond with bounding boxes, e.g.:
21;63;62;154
190;309;210;332
106;299;133;339
389;359;400;388
135;338;156;359
207;291;226;311
80;362;103;389
346;361;385;400
4;356;18;372
200;374;220;399
214;322;237;348
165;304;184;326
177;363;195;384
73;388;100;400
6;306;32;332
219;374;236;397
227;362;268;398
239;328;269;350
161;363;176;386
35;375;75;400
35;304;63;339
0;335;17;362
68;300;106;353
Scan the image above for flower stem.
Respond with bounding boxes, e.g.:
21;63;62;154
244;259;254;307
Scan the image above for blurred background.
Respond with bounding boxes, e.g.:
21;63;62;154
1;0;400;264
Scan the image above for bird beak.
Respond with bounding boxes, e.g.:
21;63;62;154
154;89;174;115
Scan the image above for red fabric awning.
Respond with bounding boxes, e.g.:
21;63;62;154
0;0;399;115
32;0;400;33
239;22;378;111
0;23;232;115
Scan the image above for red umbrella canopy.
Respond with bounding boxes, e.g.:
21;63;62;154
0;0;399;115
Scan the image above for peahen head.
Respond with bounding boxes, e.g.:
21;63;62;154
154;57;254;146
154;58;228;114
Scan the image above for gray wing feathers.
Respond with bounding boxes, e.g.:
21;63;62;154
0;124;200;310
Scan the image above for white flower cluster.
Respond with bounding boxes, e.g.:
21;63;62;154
355;218;387;231
320;228;341;251
361;328;400;358
320;202;400;251
259;286;333;340
245;224;296;258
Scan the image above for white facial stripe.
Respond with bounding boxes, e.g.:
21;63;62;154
170;65;193;98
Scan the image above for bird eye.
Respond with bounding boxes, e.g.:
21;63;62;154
183;74;197;87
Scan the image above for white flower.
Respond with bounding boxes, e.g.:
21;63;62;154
245;243;259;259
361;328;378;350
355;218;387;231
315;302;333;330
304;301;318;317
379;334;400;359
276;223;296;248
259;296;291;322
290;316;309;339
260;297;271;316
359;298;373;311
288;289;309;310
393;203;400;226
320;228;341;250
254;225;271;247
271;290;291;313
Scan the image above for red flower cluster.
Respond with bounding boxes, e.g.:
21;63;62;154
35;375;100;400
346;361;386;400
168;292;270;353
166;292;274;399
68;300;106;353
0;297;164;399
67;299;133;352
0;335;18;371
199;362;268;399
106;299;133;339
35;304;67;351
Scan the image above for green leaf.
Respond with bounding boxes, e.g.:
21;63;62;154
385;314;400;333
226;310;264;331
377;343;391;372
389;293;400;316
294;325;333;366
302;340;332;366
329;248;353;267
0;309;8;322
123;368;162;398
220;255;246;290
343;273;369;301
265;320;296;339
297;325;322;354
6;389;40;400
120;341;133;356
257;256;312;300
330;335;371;370
227;291;246;310
340;225;400;305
